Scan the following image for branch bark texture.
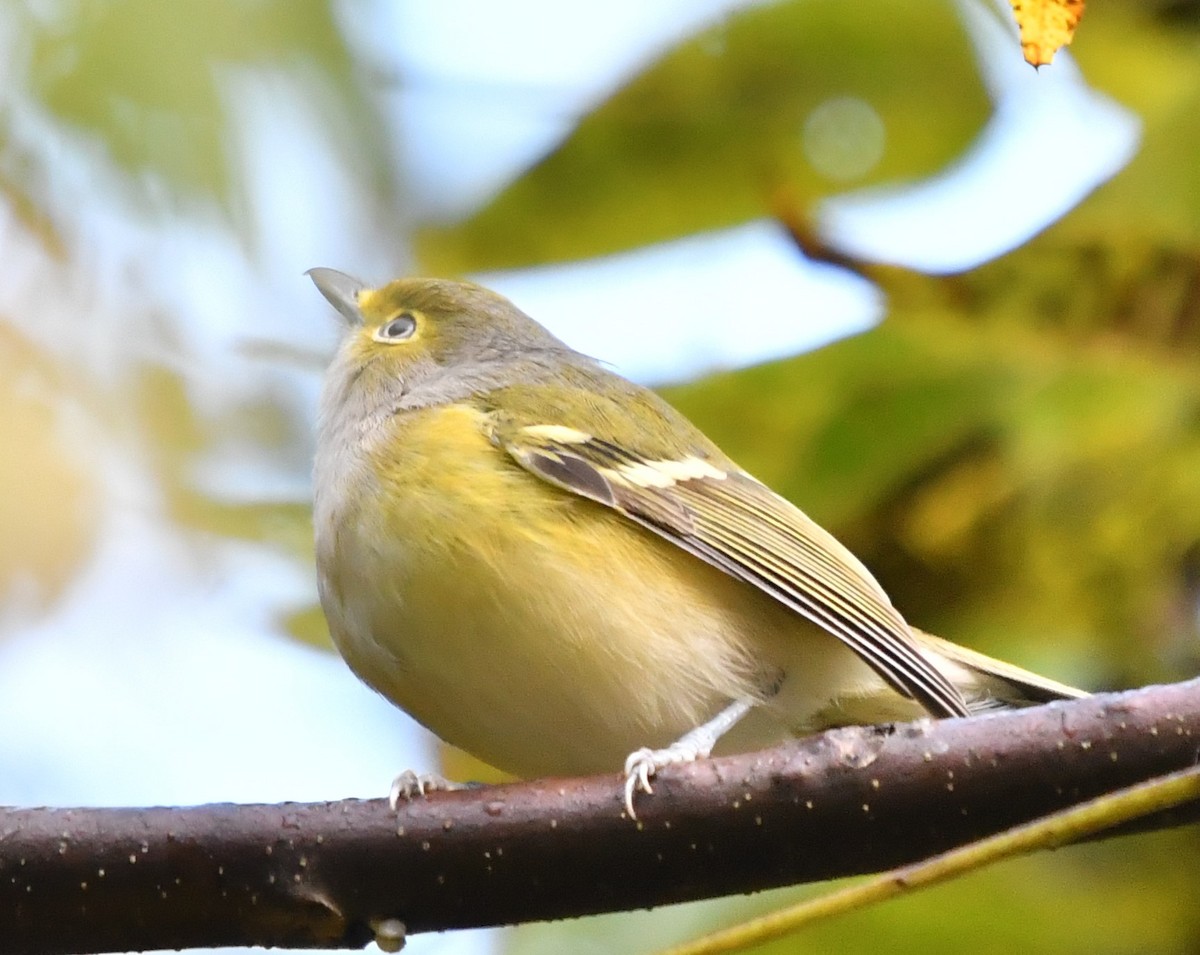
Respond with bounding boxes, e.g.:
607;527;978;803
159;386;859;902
2;679;1198;955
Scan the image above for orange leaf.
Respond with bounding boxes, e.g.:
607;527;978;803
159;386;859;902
1010;0;1085;67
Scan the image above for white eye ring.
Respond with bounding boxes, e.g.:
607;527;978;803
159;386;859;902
373;312;417;342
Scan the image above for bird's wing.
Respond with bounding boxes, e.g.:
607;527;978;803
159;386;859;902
486;412;970;719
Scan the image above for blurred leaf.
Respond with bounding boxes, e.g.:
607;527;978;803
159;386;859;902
280;603;331;650
0;326;101;614
24;0;386;204
125;360;316;561
419;0;989;273
438;743;515;787
1062;3;1200;232
665;288;1200;693
0;169;66;258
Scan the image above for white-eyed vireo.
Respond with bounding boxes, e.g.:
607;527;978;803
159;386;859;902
308;268;1084;817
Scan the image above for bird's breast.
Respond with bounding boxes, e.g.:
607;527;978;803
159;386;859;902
314;402;821;777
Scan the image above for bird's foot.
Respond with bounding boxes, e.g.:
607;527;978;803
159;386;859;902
622;740;708;820
621;699;756;819
388;770;467;810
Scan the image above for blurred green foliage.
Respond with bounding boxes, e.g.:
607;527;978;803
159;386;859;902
23;0;391;205
419;0;989;271
2;0;1198;953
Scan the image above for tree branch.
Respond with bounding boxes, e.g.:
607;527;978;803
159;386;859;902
3;678;1198;955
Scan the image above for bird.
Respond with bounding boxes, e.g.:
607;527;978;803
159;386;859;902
308;268;1085;817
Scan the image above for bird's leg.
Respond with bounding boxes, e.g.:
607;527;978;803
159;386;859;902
623;698;754;818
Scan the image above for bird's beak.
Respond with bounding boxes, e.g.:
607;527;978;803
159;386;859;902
307;268;367;326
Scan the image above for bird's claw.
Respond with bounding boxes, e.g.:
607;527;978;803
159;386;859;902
623;748;659;818
623;742;707;819
388;770;462;810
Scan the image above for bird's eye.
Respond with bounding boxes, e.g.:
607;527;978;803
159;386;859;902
374;312;418;342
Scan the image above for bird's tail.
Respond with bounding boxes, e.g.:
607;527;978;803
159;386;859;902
913;628;1088;713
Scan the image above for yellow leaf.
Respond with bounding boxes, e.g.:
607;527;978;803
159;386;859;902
1011;0;1085;67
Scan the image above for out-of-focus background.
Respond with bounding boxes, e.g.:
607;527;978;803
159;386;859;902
1;1;1198;953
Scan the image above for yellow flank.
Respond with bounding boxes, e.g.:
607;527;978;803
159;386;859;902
319;401;903;778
